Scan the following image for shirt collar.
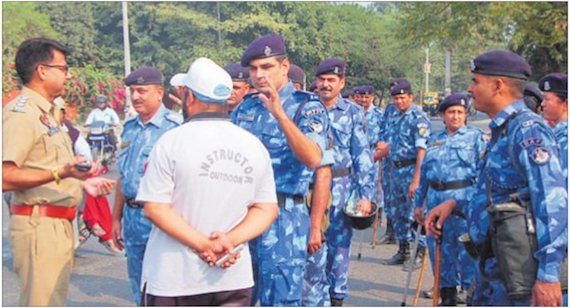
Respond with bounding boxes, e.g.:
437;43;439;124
21;86;53;114
137;104;167;128
185;112;230;123
278;81;295;99
331;96;349;111
554;118;568;131
490;99;526;129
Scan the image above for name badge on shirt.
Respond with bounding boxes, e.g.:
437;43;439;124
237;113;255;122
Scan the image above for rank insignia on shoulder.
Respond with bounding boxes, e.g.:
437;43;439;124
12;96;29;113
120;141;131;149
531;147;550;164
308;120;324;133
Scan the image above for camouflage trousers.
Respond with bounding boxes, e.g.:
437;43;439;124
426;215;477;290
472;258;531;306
302;243;330;306
251;197;310;306
123;206;152;306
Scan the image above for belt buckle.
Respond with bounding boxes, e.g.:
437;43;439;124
394;161;402;168
436;181;445;190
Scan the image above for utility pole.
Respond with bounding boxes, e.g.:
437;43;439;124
122;2;133;117
424;46;430;92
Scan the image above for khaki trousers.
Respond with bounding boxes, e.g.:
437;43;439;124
9;209;74;306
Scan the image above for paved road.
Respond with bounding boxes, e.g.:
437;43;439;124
2;113;490;306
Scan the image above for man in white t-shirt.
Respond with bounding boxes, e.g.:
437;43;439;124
136;57;278;306
85;95;120;148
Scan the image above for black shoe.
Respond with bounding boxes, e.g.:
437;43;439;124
381;242;410;265
331;298;344;306
422;286;433;299
439;287;458;306
378;233;397;245
402;247;426;271
456;288;467;305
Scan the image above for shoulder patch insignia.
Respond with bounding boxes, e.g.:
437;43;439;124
520;138;543;148
419;127;428;136
522;120;535;128
165;112;183;124
531;147;550;164
237;113;255;122
308;120;324;133
304;108;325;118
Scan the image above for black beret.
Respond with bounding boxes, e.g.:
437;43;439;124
316;58;346;76
124;67;163;86
390;79;412;96
539;72;567;95
470;50;531;80
438;93;469;113
390;77;408;88
524;84;544;113
288;64;305;85
308;80;318;92
241;33;286;67
355;85;375;95
342;90;355;98
224;63;250;81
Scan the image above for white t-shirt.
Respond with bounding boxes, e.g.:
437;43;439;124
85;107;120;126
136;116;277;297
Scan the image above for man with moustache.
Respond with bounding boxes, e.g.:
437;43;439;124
303;58;374;306
111;67;182;305
223;63;250;114
231;33;331;306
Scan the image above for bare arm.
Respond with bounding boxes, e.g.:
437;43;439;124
3;157;96;192
112;179;126;250
225;202;279;246
308;166;332;253
258;83;322;168
408;148;426;199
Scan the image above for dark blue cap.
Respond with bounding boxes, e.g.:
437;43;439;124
524;84;544;113
470;50;531;80
241;33;286;67
288;64;305;84
438;93;469;113
224;63;250;81
316;58;346;76
390;77;408;88
308;80;318;92
356;85;375;95
390;79;412;96
539;72;567;95
342;90;355;98
124;67;163;86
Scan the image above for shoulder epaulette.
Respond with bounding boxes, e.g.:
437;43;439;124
123;115;138;125
165;111;183;124
293;89;320;102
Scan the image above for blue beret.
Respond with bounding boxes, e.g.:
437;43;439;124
342;90;355;98
470;50;531;80
390;77;408;88
308;80;318;92
223;63;250;81
288;64;305;84
241;33;286;67
124;67;163;86
539;72;567;95
316;58;346;76
355;85;375;95
390;79;412;96
438;93;469;113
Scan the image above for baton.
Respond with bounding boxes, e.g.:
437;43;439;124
433;233;442;306
371;159;383;247
412;246;429;306
401;220;423;306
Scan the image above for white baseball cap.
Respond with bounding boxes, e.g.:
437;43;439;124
170;57;232;104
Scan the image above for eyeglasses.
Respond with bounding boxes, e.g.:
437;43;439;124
39;63;69;74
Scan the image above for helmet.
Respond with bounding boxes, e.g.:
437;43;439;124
96;95;109;104
343;190;378;230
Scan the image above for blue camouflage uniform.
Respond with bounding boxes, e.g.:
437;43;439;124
379;103;398;222
414;125;487;290
119;104;182;305
311;96;374;302
553;119;568;184
467;100;567;305
231;81;331;306
364;104;384;206
388;103;430;246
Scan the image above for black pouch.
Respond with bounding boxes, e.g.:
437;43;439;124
488;201;538;299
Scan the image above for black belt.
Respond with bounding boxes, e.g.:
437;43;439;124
428;178;476;191
276;193;305;206
392;158;416;168
332;167;351;178
125;198;144;209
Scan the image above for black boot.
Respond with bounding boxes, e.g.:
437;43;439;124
402;246;426;271
378;218;397;245
439;287;458;306
330;298;344;306
381;242;410;265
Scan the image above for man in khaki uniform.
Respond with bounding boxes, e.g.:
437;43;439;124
2;38;114;306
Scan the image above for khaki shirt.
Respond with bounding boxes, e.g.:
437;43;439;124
3;87;82;207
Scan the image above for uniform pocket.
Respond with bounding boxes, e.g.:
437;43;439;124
332;123;351;149
261;125;286;150
451;144;475;165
